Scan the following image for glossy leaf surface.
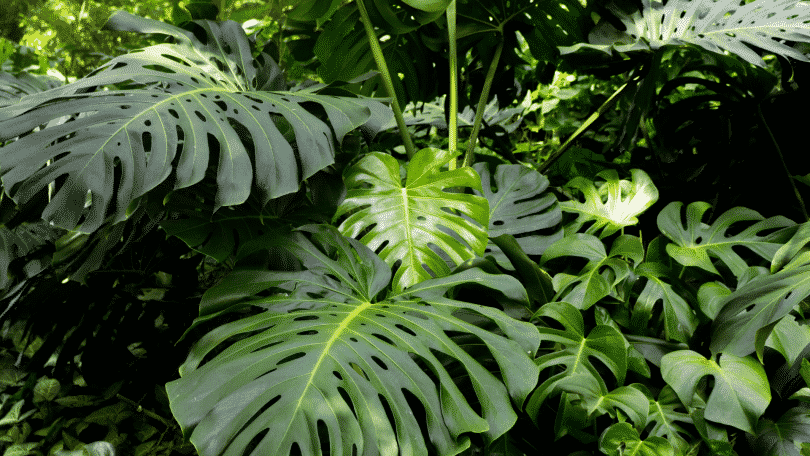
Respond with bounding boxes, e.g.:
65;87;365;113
334;148;489;293
167;224;539;456
661;350;770;434
0;12;377;233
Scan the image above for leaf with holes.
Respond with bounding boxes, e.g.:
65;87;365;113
540;234;639;310
560;0;810;68
333;148;490;293
166;224;540;456
710;263;810;358
524;301;628;425
661;350;770;434
642;385;695;455
471;162;562;271
657;202;795;278
0;12;379;233
559;169;658;238
631;262;699;343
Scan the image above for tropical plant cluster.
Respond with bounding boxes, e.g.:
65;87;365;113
3;0;810;455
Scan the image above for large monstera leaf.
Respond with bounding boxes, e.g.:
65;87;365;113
709;263;810;359
166;224;540;456
660;350;770;435
559;169;659;238
561;0;810;69
0;12;378;234
657;202;795;278
333;148;490;293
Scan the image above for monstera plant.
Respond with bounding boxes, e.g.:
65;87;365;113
6;0;810;456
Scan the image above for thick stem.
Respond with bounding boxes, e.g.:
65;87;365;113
447;0;459;170
356;0;417;159
462;37;504;168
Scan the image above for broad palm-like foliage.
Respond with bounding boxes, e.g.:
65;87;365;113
6;1;810;455
0;12;380;234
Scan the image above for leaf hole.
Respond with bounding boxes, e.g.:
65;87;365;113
141;132;152;153
401;388;437;453
241;427;269;456
372;333;395;347
297;330;318;336
194;111;206;122
316;420;329;454
348;362;369;381
395;324;416;337
143;64;174;73
374;240;389;256
277;352;306;365
214;100;228;111
251;340;283;353
371;355;388;370
293;315;319;321
337;386;357;419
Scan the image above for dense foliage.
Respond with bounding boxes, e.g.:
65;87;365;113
3;1;810;456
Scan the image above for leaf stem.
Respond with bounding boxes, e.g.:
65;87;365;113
463;36;504;168
538;75;638;174
756;103;809;221
355;0;417;159
447;0;459;170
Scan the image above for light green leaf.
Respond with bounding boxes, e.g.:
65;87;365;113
598;422;675;456
660;350;770;434
772;222;810;273
559;168;658;238
33;377;60;402
525;302;627;424
561;0;810;68
643;385;694;455
710;264;810;357
542;234;635;309
167;224;539;456
334;148;490;293
697;281;732;320
763;315;810;366
658;202;795;277
557;373;649;428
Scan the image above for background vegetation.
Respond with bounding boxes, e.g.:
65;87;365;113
2;0;810;455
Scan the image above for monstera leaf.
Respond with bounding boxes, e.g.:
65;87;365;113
661;350;770;434
657;202;795;278
710;263;810;358
642;385;696;455
559;169;658;238
0;12;378;234
599;422;675;456
751;407;810;456
561;0;810;69
525;301;628;425
631;262;699;343
333;148;490;293
471;162;562;271
166;224;540;456
540;234;641;310
0;71;63;107
556;373;649;428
